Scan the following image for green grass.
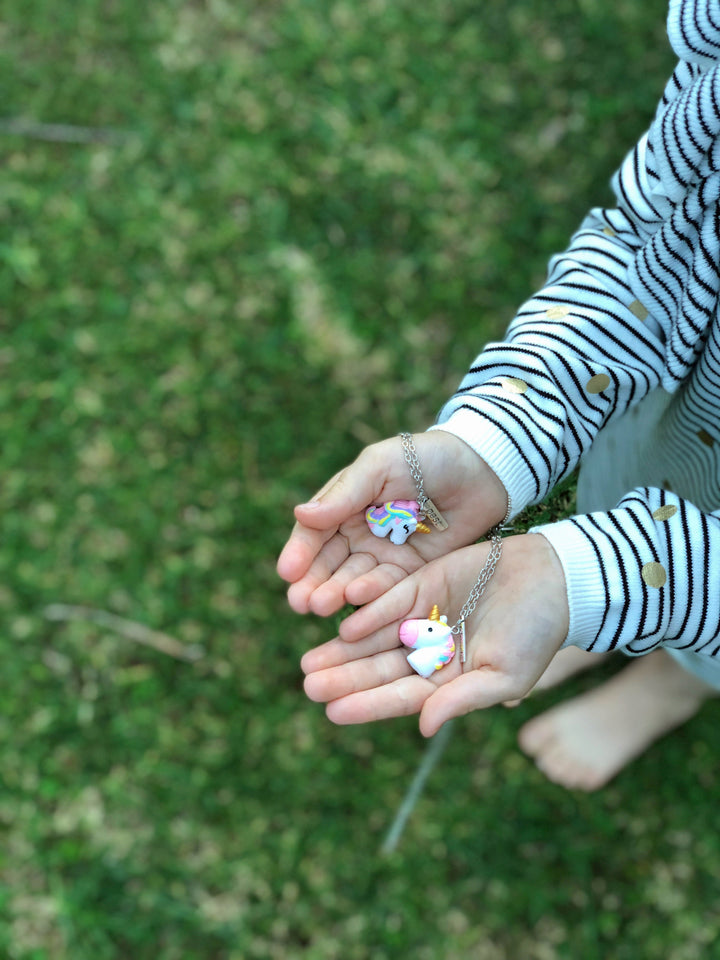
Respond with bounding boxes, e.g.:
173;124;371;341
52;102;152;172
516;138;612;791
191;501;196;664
2;1;719;958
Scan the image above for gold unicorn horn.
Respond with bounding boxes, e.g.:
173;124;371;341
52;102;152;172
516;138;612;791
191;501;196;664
429;604;441;622
415;521;432;534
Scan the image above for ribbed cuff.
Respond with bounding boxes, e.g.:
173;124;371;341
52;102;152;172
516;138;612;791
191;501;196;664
428;409;539;520
529;519;607;651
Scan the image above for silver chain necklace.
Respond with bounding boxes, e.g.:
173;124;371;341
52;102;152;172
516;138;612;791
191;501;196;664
399;432;449;531
399;432;511;664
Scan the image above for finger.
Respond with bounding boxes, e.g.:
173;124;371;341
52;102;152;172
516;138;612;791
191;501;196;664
325;673;434;725
303;469;345;504
277;519;337;584
307;551;378;617
286;533;351;614
338;545;462;642
293;443;395;530
418;668;523;737
339;576;420;642
300;622;402;677
304;648;411;703
344;560;415;607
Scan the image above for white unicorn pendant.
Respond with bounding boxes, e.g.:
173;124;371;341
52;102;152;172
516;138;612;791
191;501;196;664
365;500;432;546
398;604;455;678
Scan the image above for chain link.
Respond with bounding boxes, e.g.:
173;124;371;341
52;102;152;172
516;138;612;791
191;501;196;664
398;431;512;659
399;432;427;513
452;527;504;631
399;432;448;529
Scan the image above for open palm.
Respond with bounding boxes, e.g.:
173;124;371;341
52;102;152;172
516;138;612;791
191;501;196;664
277;431;508;616
300;534;569;736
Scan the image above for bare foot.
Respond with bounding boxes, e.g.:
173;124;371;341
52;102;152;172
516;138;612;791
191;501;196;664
504;646;610;707
518;650;717;791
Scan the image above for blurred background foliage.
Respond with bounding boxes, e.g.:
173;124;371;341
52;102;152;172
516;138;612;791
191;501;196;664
1;0;718;958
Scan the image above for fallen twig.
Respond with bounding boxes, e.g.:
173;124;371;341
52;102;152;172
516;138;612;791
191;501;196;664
43;604;204;663
380;720;454;855
0;117;136;145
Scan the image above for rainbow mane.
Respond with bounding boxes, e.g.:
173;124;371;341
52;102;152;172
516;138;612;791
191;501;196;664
366;502;416;527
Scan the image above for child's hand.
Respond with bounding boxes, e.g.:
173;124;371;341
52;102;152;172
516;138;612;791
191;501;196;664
300;534;569;736
277;432;508;616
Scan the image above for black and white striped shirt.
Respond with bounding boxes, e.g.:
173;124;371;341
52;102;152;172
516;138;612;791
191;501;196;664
434;0;720;659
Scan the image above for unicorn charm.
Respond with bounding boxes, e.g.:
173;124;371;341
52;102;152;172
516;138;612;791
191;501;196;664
365;500;432;546
399;604;455;678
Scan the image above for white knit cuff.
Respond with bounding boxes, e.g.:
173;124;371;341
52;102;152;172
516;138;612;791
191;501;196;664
529;519;608;651
428;409;539;521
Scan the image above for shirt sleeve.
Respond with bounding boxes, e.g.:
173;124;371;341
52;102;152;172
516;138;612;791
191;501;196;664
430;197;668;518
531;488;720;659
430;0;720;520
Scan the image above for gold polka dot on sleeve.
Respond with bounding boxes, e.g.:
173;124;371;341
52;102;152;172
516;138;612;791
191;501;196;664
499;377;528;395
585;373;611;394
641;562;667;588
652;505;677;522
629;300;649;321
545;305;570;320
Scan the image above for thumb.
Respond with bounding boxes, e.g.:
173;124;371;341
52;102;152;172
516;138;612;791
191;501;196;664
294;444;393;529
418;669;522;737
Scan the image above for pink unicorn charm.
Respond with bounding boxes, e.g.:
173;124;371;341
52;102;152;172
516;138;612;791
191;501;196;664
399;605;455;678
365;500;432;546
